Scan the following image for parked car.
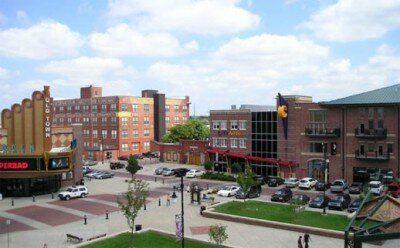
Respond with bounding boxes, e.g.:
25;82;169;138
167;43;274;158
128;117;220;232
271;188;292;202
133;154;144;159
83;160;97;166
267;176;285;187
369;181;384;195
85;170;102;178
253;175;266;185
382;175;394;185
299;177;317;190
185;169;204;178
235;185;262;199
110;161;125;170
58;186;88;200
292;194;311;205
328;193;351;211
330;179;348;193
217;185;241;197
162;168;175;176
94;171;114;179
284;178;299;188
155;167;169;175
174;168;190;177
348;198;362;213
309;194;330;208
117;155;129;161
348;182;363;194
315;181;331;191
82;166;92;175
386;182;400;198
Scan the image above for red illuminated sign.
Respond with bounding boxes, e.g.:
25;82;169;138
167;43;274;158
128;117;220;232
0;162;29;169
0;159;37;171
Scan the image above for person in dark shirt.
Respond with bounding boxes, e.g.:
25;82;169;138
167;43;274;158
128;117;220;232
298;236;303;248
304;233;311;248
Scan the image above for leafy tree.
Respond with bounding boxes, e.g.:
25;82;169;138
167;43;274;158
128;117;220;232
162;119;210;143
203;161;213;171
236;166;256;206
208;224;228;247
118;179;149;236
126;155;140;180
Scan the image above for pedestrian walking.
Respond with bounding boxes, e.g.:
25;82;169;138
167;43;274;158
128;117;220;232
187;185;191;192
166;194;171;206
298;236;303;248
304;233;311;248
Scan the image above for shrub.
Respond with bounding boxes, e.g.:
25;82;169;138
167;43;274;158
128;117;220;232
201;172;236;182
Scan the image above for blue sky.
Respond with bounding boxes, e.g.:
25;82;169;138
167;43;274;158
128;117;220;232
0;0;399;116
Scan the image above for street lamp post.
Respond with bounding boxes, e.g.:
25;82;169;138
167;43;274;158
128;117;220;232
99;139;104;164
6;219;10;248
322;143;329;215
180;172;185;248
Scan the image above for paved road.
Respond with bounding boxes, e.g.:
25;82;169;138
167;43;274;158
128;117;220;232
0;162;397;248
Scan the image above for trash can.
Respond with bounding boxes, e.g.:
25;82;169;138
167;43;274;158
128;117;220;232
135;224;142;231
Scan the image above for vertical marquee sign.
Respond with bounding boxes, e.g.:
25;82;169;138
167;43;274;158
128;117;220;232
43;86;53;152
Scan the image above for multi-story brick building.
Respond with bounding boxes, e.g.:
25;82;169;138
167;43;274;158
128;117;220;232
53;85;190;161
278;84;400;183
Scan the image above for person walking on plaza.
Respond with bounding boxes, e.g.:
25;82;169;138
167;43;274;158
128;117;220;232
166;194;171;206
298;236;303;248
304;233;311;248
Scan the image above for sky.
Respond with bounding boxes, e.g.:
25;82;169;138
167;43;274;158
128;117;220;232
0;0;399;116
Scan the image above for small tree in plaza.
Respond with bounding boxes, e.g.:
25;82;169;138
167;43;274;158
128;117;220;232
126;155;140;180
208;224;228;247
236;166;256;206
203;161;213;172
118;178;149;235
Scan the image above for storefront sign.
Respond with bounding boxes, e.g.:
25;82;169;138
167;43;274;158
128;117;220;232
0;158;37;171
44;97;52;138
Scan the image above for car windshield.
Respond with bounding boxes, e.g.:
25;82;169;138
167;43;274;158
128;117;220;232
221;186;232;190
334;196;344;201
300;180;308;183
369;183;380;188
275;190;285;195
314;196;323;201
351;200;361;207
333;181;343;186
66;188;73;192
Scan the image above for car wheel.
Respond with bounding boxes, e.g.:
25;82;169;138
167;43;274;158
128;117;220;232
81;193;86;198
228;193;231;197
66;195;70;201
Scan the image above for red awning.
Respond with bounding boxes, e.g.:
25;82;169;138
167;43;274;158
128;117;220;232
206;148;297;167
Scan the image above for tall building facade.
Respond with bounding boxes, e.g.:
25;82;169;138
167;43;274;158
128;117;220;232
278;84;400;183
53;85;190;161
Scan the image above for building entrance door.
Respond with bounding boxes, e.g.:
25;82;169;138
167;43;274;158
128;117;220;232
307;159;325;181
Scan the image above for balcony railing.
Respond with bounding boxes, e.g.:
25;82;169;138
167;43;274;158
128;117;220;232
354;128;387;139
355;150;390;161
305;127;341;138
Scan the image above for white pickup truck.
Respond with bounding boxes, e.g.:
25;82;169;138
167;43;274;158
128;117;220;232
58;186;88;200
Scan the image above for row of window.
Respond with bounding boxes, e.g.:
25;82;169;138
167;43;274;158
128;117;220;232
82;129;151;139
121;142;150;152
53;116;187;125
56;103;188;113
212;120;247;130
212;138;247;148
308;142;393;154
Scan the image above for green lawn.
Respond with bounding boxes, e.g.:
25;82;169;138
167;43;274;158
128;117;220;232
213;201;350;231
81;230;214;248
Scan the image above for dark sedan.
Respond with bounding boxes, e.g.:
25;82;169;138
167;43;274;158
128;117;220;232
328;193;351;211
348;199;362;213
253;175;266;185
267;176;285;187
174;168;190;177
348;182;363;194
292;194;310;205
309;194;330;208
271;188;292;202
93;171;115;179
315;181;331;191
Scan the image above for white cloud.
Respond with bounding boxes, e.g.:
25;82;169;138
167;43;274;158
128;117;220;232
107;0;260;35
89;23;197;57
0;21;83;59
0;12;7;24
38;57;124;80
303;0;400;42
0;66;10;79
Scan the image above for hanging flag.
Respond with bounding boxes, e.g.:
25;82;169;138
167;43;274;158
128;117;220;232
70;139;77;149
277;93;289;139
175;214;183;240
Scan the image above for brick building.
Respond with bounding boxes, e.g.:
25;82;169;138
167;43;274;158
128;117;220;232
53;85;190;161
151;140;209;165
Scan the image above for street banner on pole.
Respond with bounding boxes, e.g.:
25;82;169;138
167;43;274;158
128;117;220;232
175;214;182;240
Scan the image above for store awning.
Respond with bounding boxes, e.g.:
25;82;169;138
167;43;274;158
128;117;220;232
206;148;297;167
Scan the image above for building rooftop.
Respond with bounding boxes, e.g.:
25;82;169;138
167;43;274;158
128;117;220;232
240;104;276;112
321;84;400;107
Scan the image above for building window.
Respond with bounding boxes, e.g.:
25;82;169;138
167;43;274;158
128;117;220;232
102;130;107;139
220;121;227;130
59;106;64;112
132;143;139;150
93;142;98;148
83;129;90;137
92;117;97;125
377;107;384;119
92;105;97;113
121;104;128;111
368;120;374;129
58;118;64;125
230;138;237;148
122;144;128;152
174;105;179;112
174;117;179;124
239;120;247;130
378;120;384;129
239;138;246;148
309;110;327;130
132;104;138;112
75;105;80;112
144;104;150;112
92;130;98;138
143;142;150;150
182;116;187;122
368;143;374;152
121;130;128;138
368;108;374;119
183;105;187;112
133;116;139;125
75;117;80;123
165;105;170;112
133;130;139;138
67;106;72;113
309;143;325;153
212;138;219;147
144;130;150;137
213;121;220;130
111;130;117;139
111;103;117;111
67;118;72;124
144;117;150;124
111;117;117;125
230;120;238;130
83;142;89;148
359;107;365;117
220;138;227;147
166;116;170;124
101;117;107;125
83;117;89;125
101;104;107;113
121;117;128;126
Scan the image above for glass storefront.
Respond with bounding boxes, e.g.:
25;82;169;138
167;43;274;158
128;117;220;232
353;167;394;184
0;175;61;197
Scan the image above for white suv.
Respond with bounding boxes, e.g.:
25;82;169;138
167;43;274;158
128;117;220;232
299;177;317;190
58;186;88;200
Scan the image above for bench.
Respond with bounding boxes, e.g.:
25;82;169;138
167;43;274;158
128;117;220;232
66;234;83;243
87;233;106;241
